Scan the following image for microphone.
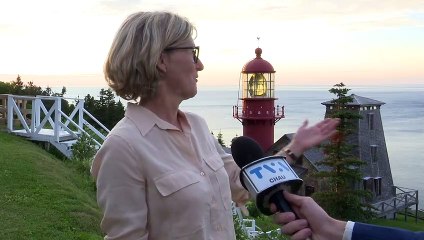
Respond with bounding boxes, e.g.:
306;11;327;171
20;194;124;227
231;136;303;216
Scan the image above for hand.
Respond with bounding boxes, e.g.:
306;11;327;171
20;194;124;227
287;118;340;155
272;191;346;240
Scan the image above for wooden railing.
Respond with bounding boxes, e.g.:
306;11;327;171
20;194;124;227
372;186;418;218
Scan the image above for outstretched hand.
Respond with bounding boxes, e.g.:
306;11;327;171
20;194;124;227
290;118;340;153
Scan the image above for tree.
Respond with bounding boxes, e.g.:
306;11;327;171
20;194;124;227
312;83;373;222
0;81;12;94
83;89;124;130
217;130;225;147
22;80;43;96
11;75;24;94
42;86;53;96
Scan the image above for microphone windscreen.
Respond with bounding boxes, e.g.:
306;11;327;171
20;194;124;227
231;136;264;168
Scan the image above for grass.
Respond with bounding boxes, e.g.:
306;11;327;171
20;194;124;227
0;131;103;240
370;213;424;231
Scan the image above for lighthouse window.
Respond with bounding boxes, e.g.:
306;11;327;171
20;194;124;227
374;177;382;196
367;113;374;130
248;73;267;97
370;145;378;162
363;177;374;192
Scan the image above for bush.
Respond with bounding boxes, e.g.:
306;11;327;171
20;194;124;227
72;132;97;176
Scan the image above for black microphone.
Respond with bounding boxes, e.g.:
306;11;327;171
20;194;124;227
231;136;303;216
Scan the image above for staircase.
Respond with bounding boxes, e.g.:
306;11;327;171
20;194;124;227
0;94;109;158
372;186;419;219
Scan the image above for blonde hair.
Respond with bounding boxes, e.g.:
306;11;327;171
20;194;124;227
104;11;196;102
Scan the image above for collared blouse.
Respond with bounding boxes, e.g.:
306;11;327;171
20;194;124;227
91;103;249;240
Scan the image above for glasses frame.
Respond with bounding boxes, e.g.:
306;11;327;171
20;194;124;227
164;46;200;63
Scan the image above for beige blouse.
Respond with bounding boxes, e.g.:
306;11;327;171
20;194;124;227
91;103;249;240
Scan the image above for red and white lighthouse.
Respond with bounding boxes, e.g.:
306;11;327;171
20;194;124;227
233;47;284;151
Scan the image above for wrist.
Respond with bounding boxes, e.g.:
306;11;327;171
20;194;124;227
283;147;303;165
287;138;307;155
283;142;304;165
324;219;346;240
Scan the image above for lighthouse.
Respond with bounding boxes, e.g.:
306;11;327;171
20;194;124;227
233;47;284;151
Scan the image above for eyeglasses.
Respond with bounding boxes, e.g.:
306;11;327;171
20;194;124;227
164;46;200;63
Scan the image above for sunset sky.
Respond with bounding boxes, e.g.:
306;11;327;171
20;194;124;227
0;0;423;88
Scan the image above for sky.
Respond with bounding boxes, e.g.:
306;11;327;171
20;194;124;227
0;0;423;88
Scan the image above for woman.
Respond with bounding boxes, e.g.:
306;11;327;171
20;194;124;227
91;11;339;240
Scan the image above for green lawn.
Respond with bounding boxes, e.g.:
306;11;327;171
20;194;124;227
370;213;424;231
0;131;103;240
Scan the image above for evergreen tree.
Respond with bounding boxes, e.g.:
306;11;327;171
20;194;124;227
0;81;12;94
83;88;124;130
23;81;43;96
217;131;225;147
11;75;24;94
313;82;373;222
42;86;53;96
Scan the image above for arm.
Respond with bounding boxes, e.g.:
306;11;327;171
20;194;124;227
212;137;250;205
274;192;424;240
91;135;148;240
352;222;424;240
276;118;340;164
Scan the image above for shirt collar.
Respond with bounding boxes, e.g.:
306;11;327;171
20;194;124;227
125;102;191;136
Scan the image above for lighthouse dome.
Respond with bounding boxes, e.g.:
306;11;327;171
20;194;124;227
242;48;275;73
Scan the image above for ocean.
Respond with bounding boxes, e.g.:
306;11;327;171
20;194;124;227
57;84;424;208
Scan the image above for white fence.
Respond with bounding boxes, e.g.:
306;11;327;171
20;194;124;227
0;94;109;158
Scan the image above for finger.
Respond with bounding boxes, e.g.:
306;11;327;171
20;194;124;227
318;119;339;135
283;191;304;207
280;219;309;235
290;228;312;240
273;211;296;225
270;203;276;212
299;119;308;129
315;118;332;128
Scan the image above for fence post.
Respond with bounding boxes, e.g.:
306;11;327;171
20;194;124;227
404;194;408;222
35;98;40;128
78;99;84;134
54;97;61;142
416;190;419;224
30;98;36;135
382;203;385;218
7;95;13;131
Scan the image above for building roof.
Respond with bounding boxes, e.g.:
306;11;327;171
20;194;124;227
321;94;385;106
242;48;275;73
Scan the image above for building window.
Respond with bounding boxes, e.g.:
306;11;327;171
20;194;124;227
363;177;374;192
374;177;382;196
370;145;378;162
367;113;374;130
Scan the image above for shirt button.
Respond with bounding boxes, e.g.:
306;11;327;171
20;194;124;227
200;171;205;176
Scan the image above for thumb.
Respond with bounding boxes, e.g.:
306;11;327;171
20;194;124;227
299;119;308;129
283;191;304;207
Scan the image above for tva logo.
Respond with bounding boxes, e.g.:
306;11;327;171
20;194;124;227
249;161;291;179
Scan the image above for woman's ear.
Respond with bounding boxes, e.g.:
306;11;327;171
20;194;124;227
156;53;167;73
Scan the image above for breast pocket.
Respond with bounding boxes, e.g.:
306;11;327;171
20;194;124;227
154;170;200;197
203;153;232;210
153;170;208;238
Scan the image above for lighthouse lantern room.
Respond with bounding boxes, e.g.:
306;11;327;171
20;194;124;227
233;47;284;151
